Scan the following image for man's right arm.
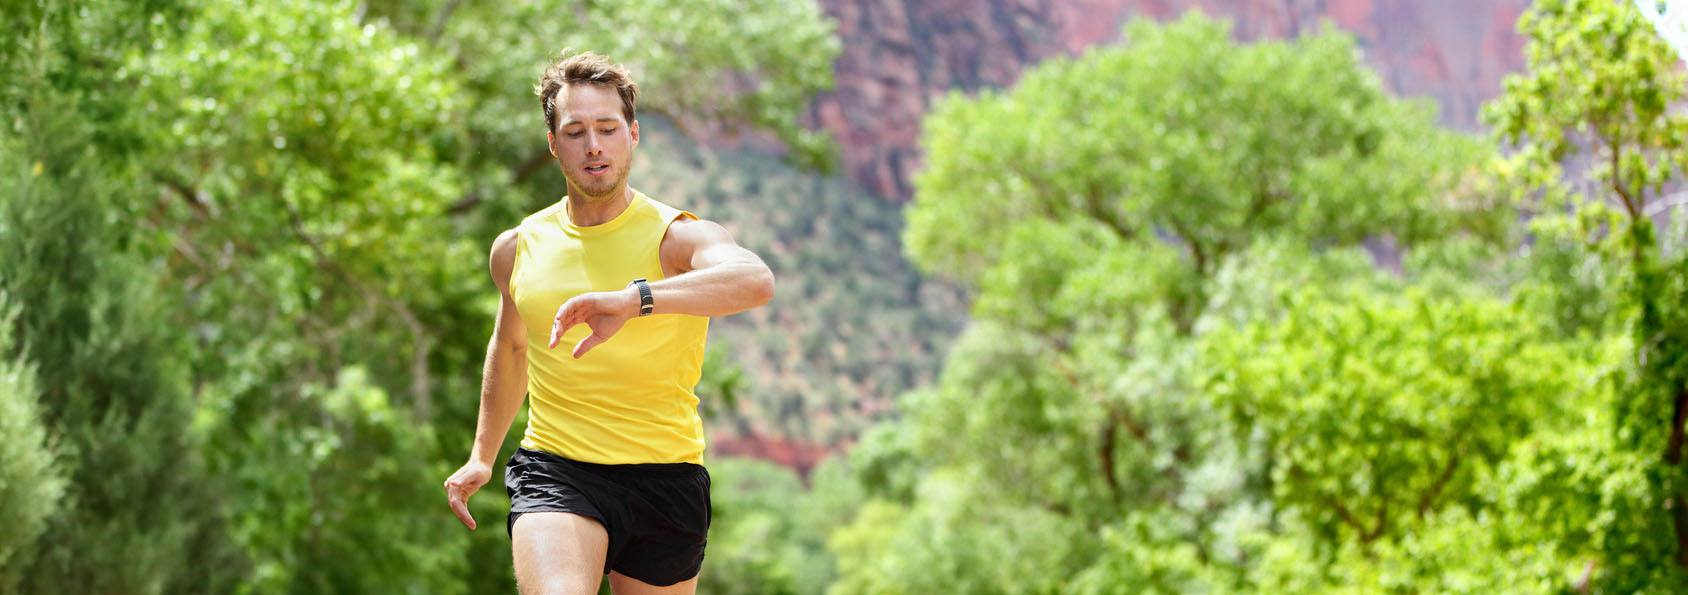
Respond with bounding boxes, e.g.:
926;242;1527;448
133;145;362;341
444;228;528;531
468;227;530;466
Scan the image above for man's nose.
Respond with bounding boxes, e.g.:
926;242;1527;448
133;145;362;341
585;133;603;155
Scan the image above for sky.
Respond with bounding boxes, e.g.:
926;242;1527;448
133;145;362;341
1638;0;1688;61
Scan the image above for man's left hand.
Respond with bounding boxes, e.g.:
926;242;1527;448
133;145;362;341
549;286;638;358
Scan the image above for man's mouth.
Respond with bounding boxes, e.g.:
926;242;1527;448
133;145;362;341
584;163;610;176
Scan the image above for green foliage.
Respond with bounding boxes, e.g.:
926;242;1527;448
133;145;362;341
0;294;66;592
907;13;1492;296
2;0;851;592
1204;287;1570;548
132;0;472;421
22;0;1688;591
815;3;1688;591
700;457;861;594
839;10;1644;593
201;367;468;594
112;4;480;591
1486;0;1688;231
0;4;248;591
1486;0;1688;587
828;471;1095;595
750;4;1688;592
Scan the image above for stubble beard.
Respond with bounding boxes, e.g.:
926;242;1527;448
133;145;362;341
567;164;627;202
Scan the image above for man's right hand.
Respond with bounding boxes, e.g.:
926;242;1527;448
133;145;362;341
444;459;492;530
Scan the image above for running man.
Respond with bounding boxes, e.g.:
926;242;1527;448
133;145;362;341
443;51;775;595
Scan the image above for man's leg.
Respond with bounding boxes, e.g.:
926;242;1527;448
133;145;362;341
512;512;609;595
607;571;698;595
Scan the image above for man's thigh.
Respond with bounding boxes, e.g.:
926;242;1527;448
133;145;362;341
512;512;609;595
608;571;697;595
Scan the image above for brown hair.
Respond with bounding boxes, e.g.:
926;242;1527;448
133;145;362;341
535;50;639;133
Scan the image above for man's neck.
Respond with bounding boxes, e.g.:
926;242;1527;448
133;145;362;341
565;185;633;227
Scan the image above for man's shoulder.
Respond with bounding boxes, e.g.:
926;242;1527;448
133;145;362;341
519;198;569;228
493;201;561;265
637;190;698;224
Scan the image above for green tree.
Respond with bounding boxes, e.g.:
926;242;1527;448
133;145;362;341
4;0;860;591
700;457;862;594
200;367;467;593
1484;0;1688;587
0;3;248;590
907;14;1494;302
1199;278;1600;591
0;293;66;592
120;3;481;590
834;11;1513;592
1204;286;1567;549
900;9;1494;513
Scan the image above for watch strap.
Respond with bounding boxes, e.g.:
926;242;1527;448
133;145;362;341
630;278;654;316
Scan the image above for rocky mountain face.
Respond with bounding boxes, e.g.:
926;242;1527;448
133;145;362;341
809;0;1531;199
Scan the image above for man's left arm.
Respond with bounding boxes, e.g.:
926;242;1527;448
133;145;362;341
550;217;774;357
642;216;776;317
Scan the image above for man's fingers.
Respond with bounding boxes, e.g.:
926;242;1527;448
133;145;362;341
447;485;477;530
573;332;607;359
564;300;592;333
551;299;596;349
549;302;572;349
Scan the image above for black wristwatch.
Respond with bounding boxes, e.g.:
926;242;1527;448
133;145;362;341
629;278;654;316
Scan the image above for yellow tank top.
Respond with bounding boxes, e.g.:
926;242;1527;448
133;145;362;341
509;190;710;465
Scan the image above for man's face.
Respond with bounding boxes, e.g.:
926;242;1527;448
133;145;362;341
547;83;639;200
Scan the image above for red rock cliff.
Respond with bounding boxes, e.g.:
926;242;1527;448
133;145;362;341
809;0;1530;199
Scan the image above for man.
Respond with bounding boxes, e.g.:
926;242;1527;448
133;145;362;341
442;51;775;595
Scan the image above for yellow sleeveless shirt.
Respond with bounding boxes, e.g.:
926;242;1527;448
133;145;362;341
509;190;710;465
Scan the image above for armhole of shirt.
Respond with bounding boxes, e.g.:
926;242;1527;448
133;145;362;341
655;206;697;282
508;223;529;301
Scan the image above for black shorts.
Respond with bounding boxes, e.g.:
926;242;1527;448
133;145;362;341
504;447;711;586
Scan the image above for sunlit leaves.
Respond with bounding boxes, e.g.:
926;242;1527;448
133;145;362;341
908;13;1488;290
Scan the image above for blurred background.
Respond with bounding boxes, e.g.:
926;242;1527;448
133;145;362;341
5;0;1688;592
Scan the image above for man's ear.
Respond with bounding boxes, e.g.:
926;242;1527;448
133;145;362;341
547;130;558;158
629;119;639;149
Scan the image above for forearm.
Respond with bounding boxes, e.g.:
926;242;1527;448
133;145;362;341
643;261;774;317
468;338;528;466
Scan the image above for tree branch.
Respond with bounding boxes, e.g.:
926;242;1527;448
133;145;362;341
1668;386;1688;466
1418;449;1462;519
447;150;557;215
281;199;436;418
1048;350;1182;503
1286;462;1386;545
1325;492;1370;541
513;149;555;183
427;0;462;42
1081;180;1134;241
1097;420;1120;497
1243;170;1288;229
1609;135;1639;220
1666;385;1688;567
155;171;212;217
1370;474;1390;543
1167;217;1210;277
